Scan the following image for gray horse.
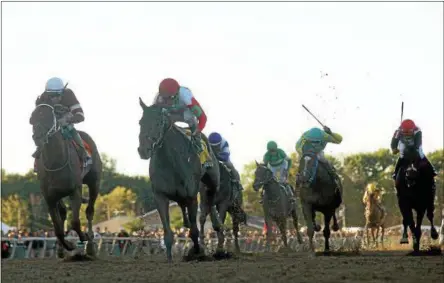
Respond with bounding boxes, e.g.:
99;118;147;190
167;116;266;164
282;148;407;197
137;99;223;262
252;162;303;251
200;161;247;252
297;154;342;254
30;103;102;257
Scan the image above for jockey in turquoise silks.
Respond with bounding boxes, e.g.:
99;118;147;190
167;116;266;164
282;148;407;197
295;126;343;188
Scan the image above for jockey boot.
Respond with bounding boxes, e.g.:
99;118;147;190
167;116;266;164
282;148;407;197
283;184;296;203
392;158;403;180
324;161;341;190
423;157;438;177
72;129;91;168
259;191;264;204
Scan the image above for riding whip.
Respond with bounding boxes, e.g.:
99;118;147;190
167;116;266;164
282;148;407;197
302;104;325;127
400;101;404;123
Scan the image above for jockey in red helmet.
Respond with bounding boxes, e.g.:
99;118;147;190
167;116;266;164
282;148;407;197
155;78;207;135
391;119;437;180
154;78;209;167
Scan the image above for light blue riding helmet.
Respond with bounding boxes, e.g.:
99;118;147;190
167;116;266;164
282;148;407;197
45;77;65;94
304;127;325;142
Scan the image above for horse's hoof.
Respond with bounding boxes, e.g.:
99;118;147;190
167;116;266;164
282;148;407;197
400;238;409;244
430;228;439;240
332;223;340;232
314;224;321;232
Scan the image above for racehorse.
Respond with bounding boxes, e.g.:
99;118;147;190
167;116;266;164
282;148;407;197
395;160;438;252
137;99;223;262
30;103;102;257
252;162;303;251
199;161;247;253
297;154;342;254
363;188;386;248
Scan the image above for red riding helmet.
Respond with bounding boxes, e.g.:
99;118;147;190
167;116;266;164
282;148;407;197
400;119;416;135
159;78;180;97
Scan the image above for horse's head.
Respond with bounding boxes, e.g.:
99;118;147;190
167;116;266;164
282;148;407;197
137;97;171;160
29;104;66;147
252;161;274;191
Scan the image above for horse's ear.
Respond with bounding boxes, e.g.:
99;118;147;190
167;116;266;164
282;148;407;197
255;160;259;166
139;97;148;110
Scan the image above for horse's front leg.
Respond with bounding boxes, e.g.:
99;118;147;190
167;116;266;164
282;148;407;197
70;187;88;242
215;203;229;253
187;197;205;258
291;207;303;244
277;219;288;249
198;200;208;244
154;192;174;263
231;210;241;253
264;213;273;253
302;203;315;253
323;212;333;254
180;203;191;229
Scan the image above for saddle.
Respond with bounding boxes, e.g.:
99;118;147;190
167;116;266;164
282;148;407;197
174;126;212;168
71;139;92;160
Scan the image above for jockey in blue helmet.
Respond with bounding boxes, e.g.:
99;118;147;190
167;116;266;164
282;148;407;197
208;132;242;188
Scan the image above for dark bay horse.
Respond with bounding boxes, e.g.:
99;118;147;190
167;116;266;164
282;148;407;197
137;98;223;262
30;103;102;257
200;161;247;252
297;154;342;253
395;160;438;252
252;162;303;251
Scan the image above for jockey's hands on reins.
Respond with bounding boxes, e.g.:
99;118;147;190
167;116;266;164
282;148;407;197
392;148;399;154
58;112;74;127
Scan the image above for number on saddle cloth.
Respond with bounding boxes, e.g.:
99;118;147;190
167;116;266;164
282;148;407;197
178;127;211;166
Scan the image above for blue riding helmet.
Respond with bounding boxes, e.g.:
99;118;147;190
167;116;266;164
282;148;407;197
304;127;325;142
45;77;65;94
208;132;223;146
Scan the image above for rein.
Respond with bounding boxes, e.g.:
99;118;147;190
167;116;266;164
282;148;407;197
34;104;71;172
255;166;282;204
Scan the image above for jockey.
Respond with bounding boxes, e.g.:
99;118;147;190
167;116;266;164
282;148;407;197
33;77;91;168
262;141;295;203
295;126;342;188
390;119;437;180
155;78;208;153
363;183;386;214
208;132;242;189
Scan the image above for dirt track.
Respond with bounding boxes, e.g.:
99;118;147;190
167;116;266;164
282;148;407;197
1;250;443;283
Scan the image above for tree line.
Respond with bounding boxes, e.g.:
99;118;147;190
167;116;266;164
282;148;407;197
1;149;443;230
